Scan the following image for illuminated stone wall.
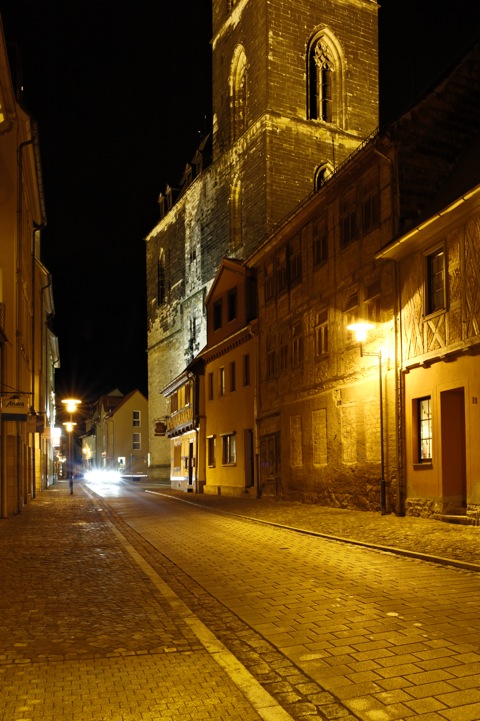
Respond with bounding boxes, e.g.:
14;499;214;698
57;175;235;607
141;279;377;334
145;0;379;478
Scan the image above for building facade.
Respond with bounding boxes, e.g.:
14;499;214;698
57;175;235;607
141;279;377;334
162;363;205;493
378;177;480;520
0;17;59;516
247;40;480;514
146;0;379;480
201;259;257;496
83;389;149;477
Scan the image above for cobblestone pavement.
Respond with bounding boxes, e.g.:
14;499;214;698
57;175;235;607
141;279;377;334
151;487;480;572
0;483;280;721
2;480;480;721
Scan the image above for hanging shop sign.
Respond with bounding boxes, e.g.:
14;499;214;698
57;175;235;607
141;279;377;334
1;395;29;421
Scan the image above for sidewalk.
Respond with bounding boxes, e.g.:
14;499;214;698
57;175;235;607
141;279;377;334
149;486;480;572
0;482;279;721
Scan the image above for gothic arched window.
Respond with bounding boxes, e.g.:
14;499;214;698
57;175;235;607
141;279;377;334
314;162;334;191
157;249;166;306
307;30;343;126
230;176;243;250
231;46;247;141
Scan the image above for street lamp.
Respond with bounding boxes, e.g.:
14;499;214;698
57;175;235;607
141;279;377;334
61;398;81;494
347;322;386;515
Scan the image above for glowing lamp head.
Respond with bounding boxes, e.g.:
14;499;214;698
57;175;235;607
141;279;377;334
62;398;81;413
63;421;77;433
347;322;374;343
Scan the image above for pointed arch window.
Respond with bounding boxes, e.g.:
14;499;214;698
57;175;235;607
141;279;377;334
231;47;247;141
308;31;343;126
230;176;243;250
314;162;334;191
158;249;166;306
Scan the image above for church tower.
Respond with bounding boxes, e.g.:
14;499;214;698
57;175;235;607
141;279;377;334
146;0;379;478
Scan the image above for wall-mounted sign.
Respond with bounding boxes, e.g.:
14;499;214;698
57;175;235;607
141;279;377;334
1;395;29;421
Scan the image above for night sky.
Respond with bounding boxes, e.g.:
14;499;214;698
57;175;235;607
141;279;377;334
0;0;479;405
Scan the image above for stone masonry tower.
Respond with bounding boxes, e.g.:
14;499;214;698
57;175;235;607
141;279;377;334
146;0;379;479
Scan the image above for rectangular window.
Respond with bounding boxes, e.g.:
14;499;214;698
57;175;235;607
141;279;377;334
264;262;274;302
208;372;214;401
185;382;191;406
230;361;236;392
207;436;216;467
344;292;359;344
418;397;432;461
266;335;276;378
315;309;329;356
227;287;238;322
243;354;250;387
426;249;445;314
133;433;141;450
133;410;141;427
313;215;328;266
219;367;226;397
280;331;289;372
365;280;381;324
289;234;302;286
170;391;178;413
340;186;357;248
213;298;222;330
361;171;380;233
275;248;287;294
292;322;303;367
222;433;237;465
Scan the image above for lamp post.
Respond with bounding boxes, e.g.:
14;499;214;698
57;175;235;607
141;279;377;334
347;322;386;515
61;398;81;494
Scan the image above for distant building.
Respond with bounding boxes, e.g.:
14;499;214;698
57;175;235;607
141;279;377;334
162;364;205;493
146;0;379;481
83;389;149;477
0;17;59;516
162;259;257;496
